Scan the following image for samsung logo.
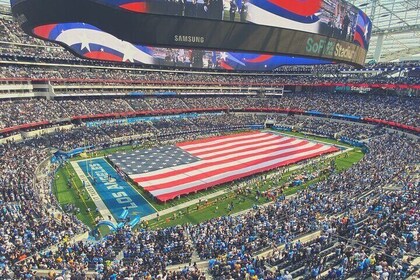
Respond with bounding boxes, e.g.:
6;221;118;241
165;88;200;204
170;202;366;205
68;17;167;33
174;35;205;43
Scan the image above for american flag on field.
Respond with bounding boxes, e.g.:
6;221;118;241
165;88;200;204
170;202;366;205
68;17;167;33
109;132;339;202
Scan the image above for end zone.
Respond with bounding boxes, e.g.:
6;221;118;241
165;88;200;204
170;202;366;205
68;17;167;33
71;158;156;222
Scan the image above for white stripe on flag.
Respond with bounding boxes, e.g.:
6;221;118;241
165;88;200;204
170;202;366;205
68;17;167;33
149;145;332;197
186;133;281;154
136;141;314;186
246;3;320;34
178;132;270;150
130;138;302;179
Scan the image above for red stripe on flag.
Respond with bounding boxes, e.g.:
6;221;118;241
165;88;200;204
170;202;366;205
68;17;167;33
188;134;283;156
244;55;274;63
267;0;322;17
354;32;366;48
119;2;148;13
155;146;338;202
177;131;260;147
84;51;122;62
182;132;273;153
134;140;307;184
33;24;57;39
198;138;296;160
141;143;324;191
220;60;234;70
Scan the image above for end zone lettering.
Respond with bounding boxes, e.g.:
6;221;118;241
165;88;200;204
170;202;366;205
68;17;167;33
89;163;138;209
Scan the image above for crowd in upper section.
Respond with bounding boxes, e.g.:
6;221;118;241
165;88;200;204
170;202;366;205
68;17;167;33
1;64;419;86
0;94;419;133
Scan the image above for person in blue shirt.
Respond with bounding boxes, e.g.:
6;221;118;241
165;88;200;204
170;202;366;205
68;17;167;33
311;266;319;278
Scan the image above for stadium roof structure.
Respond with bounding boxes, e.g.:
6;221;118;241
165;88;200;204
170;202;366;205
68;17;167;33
350;0;420;62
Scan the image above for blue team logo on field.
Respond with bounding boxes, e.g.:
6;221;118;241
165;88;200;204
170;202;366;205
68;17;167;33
78;158;155;219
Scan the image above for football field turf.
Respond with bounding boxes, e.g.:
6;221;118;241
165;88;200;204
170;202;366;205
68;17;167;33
53;131;364;229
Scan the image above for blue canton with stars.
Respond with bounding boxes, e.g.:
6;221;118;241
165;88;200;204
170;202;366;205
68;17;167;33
108;146;200;175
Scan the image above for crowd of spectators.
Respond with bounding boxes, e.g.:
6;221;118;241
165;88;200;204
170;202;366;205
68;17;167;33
1;13;419;280
205;134;419;279
1;62;419;87
6;112;391;152
99;121;155;139
0;18;80;61
0;142;87;278
18;113;267;150
0;94;419;131
0;107;418;279
25;126;111;151
13;225;195;279
280;93;419;127
276;116;387;140
208;186;419;279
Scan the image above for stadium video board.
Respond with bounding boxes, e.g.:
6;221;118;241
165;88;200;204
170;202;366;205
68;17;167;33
141;0;372;50
11;0;372;69
30;22;331;71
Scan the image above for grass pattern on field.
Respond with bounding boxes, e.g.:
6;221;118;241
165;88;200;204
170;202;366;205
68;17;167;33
53;164;101;228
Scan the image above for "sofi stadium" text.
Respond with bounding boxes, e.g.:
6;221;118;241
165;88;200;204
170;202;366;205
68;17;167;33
306;38;355;60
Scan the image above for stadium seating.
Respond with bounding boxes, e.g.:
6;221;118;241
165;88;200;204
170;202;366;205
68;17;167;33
1;111;419;278
0;94;419;132
0;13;419;280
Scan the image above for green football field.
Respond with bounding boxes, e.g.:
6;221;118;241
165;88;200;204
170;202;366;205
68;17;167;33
52;131;364;231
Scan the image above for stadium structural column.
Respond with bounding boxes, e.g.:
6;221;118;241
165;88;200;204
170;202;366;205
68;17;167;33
373;33;384;62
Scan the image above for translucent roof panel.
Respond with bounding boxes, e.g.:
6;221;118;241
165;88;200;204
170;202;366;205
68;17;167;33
350;0;420;61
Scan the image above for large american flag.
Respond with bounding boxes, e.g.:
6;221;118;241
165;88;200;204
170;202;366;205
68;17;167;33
109;132;338;202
